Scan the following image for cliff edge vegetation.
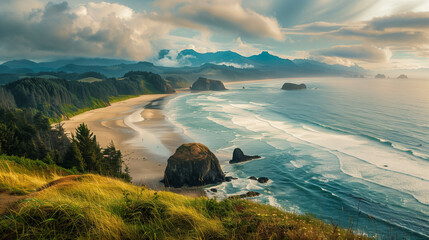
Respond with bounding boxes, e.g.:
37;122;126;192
0;155;369;240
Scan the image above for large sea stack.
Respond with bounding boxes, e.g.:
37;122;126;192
229;148;261;164
163;143;225;188
281;83;307;90
190;77;227;91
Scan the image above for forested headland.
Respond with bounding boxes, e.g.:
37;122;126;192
0;71;175;121
0;71;177;181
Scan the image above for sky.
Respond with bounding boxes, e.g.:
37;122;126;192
0;0;428;71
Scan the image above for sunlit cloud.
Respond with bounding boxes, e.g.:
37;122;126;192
153;0;285;41
0;0;428;69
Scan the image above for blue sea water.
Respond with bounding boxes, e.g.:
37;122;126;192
164;77;429;239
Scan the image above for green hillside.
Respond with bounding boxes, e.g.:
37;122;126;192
0;156;368;240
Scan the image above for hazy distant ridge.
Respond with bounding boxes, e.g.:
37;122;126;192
0;50;366;82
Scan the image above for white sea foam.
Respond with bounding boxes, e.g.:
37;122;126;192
191;100;429;205
268;196;282;208
249;102;269;106
230;103;262;110
290;160;304;168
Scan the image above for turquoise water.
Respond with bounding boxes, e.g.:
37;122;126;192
165;78;429;239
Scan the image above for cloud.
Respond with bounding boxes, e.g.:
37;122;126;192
230;37;262;56
312;45;389;63
154;49;196;67
366;11;429;30
286;22;346;36
216;62;254;68
331;12;429;54
153;0;284;41
0;1;174;60
288;11;429;66
0;0;44;15
271;0;429;27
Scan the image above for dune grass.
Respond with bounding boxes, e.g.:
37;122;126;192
0;155;73;195
0;157;370;240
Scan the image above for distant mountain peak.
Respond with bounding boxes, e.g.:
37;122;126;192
179;49;199;56
3;59;37;66
252;51;278;58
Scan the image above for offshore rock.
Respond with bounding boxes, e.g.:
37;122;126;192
257;177;269;183
163;143;225;188
281;83;307;90
190;77;227;91
229;148;261;164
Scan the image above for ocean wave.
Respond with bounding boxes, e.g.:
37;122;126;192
355;134;429;160
304;121;429;161
166;81;429;239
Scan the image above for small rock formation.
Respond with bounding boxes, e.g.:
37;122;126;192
248;176;257;180
229;191;261;199
281;83;307;90
375;74;386;78
397;74;408;79
163;143;225;188
190;77;227;91
257;177;269;183
210;188;218;192
229;148;261;164
225;176;238;182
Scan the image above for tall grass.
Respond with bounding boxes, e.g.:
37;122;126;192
0;155;73;195
0;165;371;239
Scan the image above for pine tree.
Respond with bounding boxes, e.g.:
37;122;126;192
51;123;71;164
63;141;85;172
74;123;102;172
103;141;122;176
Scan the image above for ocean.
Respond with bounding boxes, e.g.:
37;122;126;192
164;77;429;239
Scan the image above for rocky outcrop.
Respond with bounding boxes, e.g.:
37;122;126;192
281;83;307;90
163;143;225;188
229;148;261;164
249;176;269;183
228;191;261;199
225;176;238;182
375;74;386;79
257;177;269;183
397;74;408;79
190;77;227;91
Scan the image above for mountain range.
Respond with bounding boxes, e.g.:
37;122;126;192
0;50;367;84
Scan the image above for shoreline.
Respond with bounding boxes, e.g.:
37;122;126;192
62;92;206;197
223;77;328;86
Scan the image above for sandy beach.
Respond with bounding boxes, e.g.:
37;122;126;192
62;92;204;196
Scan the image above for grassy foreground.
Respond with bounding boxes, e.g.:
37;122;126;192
0;156;369;240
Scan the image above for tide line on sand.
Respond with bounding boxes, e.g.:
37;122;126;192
61;93;198;194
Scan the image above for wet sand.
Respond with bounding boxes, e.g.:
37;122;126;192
62;93;205;196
